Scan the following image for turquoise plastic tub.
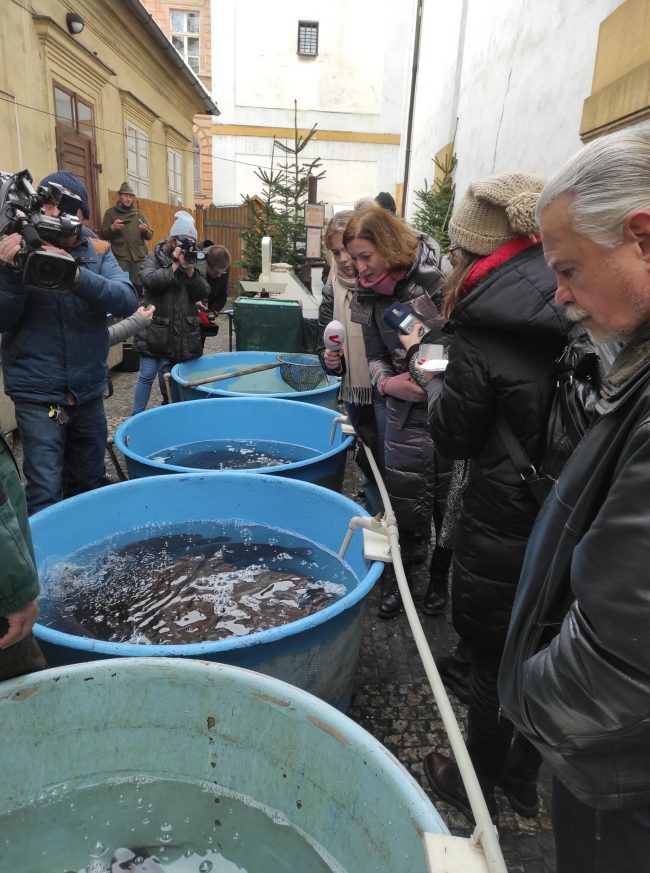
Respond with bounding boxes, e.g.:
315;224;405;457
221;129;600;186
31;473;382;709
0;659;447;871
172;351;340;409
114;397;353;490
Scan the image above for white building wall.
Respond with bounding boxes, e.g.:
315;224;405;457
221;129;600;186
406;0;624;217
212;0;415;205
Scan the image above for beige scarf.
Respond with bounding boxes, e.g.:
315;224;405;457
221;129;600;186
332;270;373;405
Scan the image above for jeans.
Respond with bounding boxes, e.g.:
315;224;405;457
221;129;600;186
132;355;173;415
14;396;107;515
552;776;650;872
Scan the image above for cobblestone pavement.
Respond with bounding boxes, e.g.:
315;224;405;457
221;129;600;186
14;320;557;871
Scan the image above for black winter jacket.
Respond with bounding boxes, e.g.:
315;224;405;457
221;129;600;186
137;241;209;362
352;235;446;536
500;328;650;810
430;244;569;651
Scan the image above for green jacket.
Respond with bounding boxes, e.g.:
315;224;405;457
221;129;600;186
0;434;39;616
100;202;154;282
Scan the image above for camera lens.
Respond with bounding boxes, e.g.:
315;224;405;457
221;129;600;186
23;251;76;292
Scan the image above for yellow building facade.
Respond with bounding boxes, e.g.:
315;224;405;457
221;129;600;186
0;0;217;231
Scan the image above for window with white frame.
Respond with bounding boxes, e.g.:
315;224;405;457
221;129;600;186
171;10;200;75
168;148;183;205
192;138;202;195
297;21;318;56
125;123;149;197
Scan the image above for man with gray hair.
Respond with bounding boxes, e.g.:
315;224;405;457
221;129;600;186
499;124;650;870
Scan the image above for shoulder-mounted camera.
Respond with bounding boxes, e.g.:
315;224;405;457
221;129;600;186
0;169;83;292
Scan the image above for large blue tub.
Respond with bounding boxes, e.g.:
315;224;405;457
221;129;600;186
32;473;382;709
114;397;353;490
0;659;447;871
172;351;340;409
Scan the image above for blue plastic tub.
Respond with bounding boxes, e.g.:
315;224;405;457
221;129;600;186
172;351;340;409
114;397;353;490
0;659;447;871
31;473;382;709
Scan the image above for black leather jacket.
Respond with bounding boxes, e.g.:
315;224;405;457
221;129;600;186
499;327;650;810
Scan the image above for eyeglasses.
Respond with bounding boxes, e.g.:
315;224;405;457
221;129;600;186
448;244;462;266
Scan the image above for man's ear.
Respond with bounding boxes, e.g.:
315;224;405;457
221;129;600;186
626;211;650;259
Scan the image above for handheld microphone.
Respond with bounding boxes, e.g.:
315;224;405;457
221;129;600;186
323;320;346;351
382;301;426;336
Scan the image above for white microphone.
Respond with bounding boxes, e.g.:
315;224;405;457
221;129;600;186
324;320;345;351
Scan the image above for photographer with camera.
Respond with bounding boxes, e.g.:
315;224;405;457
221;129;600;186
100;181;153;299
0;170;138;515
197;244;231;348
132;210;209;414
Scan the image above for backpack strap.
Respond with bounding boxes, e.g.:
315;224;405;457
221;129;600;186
495;414;551;506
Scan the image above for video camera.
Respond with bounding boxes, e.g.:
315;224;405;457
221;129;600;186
175;235;206;266
0;169;83;292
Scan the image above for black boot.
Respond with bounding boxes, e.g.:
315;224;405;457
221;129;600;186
501;734;542;818
377;566;402;619
422;547;453;616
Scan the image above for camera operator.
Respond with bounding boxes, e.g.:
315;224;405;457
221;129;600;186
0;171;138;515
132;211;209;414
197;244;231;348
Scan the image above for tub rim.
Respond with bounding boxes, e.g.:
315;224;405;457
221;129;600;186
32;473;383;659
113;397;354;476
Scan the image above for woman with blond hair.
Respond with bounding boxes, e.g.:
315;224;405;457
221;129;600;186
342;204;452;618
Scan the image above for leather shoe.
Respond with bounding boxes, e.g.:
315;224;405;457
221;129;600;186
422;589;446;616
501;771;539;818
423;751;497;823
377;583;402;619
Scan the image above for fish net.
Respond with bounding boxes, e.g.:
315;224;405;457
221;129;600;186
276;353;328;392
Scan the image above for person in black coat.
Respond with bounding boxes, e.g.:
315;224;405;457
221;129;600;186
405;174;573;821
132;211;209;414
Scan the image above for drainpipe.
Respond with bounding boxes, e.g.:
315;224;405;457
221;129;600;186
0;90;23;167
400;0;424;218
449;0;469;146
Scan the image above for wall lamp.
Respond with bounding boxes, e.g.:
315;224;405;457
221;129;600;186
65;13;85;35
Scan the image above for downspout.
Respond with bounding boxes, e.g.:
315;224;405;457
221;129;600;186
450;0;469;146
400;0;424;218
0;90;23;167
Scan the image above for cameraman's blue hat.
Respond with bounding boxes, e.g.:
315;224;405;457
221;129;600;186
169;210;197;240
40;171;90;219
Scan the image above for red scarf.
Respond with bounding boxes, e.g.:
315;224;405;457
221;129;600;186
463;235;541;294
359;267;408;295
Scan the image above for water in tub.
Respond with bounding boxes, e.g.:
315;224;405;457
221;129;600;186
0;775;346;871
39;521;353;644
148;438;320;471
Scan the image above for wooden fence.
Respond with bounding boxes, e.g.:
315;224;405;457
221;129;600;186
105;192;263;296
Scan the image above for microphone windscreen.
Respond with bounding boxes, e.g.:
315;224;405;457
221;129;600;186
324;320;345;351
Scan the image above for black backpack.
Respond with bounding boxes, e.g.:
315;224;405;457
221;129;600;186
496;328;604;505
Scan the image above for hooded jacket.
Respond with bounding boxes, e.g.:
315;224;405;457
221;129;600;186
0;236;138;404
429;243;570;651
137;240;209;362
352;234;446;536
499;327;650;810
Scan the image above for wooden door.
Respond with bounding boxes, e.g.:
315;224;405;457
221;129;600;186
55;125;100;232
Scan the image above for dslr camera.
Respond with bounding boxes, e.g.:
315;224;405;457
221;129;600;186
0;169;83;292
175;235;206;266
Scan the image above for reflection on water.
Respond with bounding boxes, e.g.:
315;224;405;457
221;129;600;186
148;438;319;470
40;522;352;645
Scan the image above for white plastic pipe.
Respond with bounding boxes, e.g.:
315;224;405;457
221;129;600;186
340;433;507;873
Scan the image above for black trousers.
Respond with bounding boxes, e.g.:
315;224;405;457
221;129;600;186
553;776;650;873
0;633;47;681
467;644;541;791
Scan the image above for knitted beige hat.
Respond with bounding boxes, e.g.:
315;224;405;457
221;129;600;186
449;173;545;256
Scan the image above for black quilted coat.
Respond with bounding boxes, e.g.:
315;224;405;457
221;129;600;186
137;241;209;362
430;244;570;652
351;235;447;539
